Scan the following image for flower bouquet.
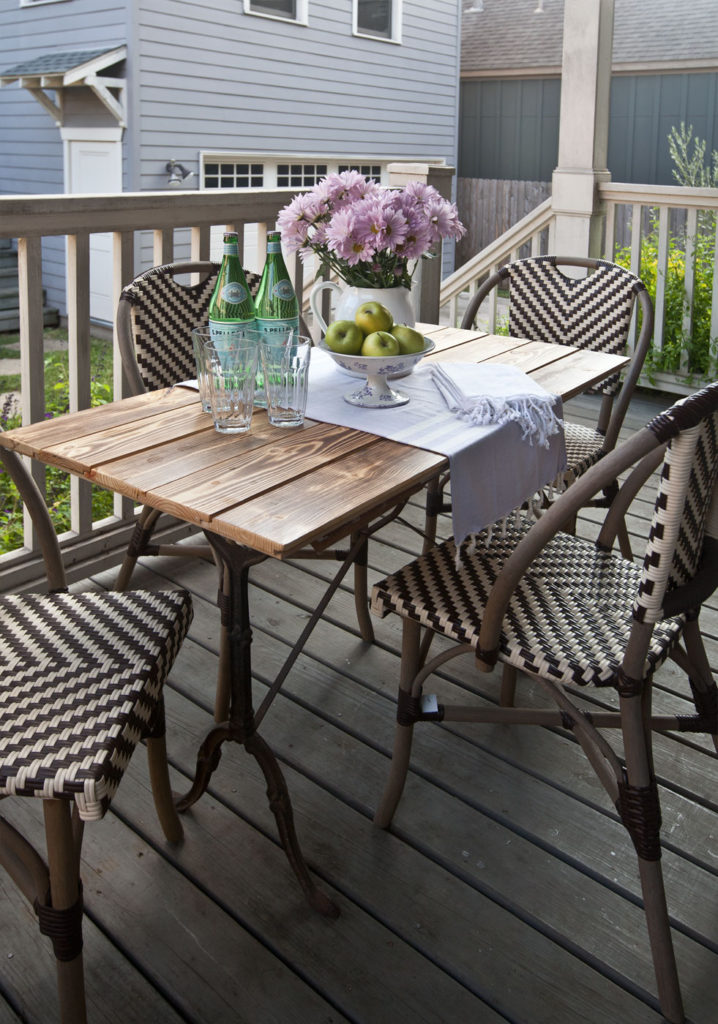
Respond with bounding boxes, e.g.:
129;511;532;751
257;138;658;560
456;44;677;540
277;170;466;289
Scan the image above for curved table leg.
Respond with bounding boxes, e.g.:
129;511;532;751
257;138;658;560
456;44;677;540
177;533;339;918
246;731;339;918
175;724;231;813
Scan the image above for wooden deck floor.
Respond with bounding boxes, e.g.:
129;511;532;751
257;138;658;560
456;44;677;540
2;388;718;1024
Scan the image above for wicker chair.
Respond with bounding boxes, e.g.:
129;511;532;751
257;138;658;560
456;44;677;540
371;382;718;1024
115;260;262;589
426;256;654;558
0;442;193;1024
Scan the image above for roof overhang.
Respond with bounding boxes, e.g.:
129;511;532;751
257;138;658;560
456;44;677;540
0;46;126;127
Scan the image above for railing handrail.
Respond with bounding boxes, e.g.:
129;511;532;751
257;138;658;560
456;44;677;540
599;182;718;209
439;179;717;394
440;197;554;304
0;187;300;238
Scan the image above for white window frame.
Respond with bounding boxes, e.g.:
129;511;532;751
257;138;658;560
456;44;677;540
243;0;308;25
20;0;71;6
352;0;402;44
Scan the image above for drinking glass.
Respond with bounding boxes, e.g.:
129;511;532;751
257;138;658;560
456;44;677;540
260;335;312;428
206;338;259;434
191;327;217;413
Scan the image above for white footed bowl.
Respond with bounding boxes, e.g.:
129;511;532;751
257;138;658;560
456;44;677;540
318;337;435;408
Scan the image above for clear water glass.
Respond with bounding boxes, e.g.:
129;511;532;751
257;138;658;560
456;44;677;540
260;335;312;428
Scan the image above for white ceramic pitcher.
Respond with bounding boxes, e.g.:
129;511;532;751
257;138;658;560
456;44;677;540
309;283;416;334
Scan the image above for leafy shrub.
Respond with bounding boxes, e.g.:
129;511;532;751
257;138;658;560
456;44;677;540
614;124;717;382
1;335;114;554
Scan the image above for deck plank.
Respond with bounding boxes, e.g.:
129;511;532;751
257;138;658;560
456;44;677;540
4;387;718;1023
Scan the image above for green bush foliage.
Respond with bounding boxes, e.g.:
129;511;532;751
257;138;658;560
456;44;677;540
1;335;114;554
614;124;717;382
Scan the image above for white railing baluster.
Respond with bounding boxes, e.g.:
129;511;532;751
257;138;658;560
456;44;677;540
653;207;670;356
681;207;698;374
711;216;718;368
113;230;136;522
67;232;93;535
603;200;616;259
17;235;45;551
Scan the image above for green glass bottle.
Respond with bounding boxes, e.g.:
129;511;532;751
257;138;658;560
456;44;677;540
254;231;300;346
208;232;256;343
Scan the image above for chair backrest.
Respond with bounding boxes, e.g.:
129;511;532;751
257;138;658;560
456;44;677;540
116;261;262;395
463;256;652;399
634;383;718;625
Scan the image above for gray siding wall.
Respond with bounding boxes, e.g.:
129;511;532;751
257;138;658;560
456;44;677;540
460;72;718;185
0;0;128;313
132;0;460;192
0;0;460;318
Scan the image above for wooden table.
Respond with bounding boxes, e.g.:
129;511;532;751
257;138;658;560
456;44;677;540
0;323;629;915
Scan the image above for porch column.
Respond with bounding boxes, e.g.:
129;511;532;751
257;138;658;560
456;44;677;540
551;0;614;257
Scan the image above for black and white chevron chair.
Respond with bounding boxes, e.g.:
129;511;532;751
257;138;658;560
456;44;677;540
439;255;654;558
371;381;718;1024
116;260;262;396
115;260;262;587
0;441;193;1023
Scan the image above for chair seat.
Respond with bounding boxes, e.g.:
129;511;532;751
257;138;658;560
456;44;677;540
0;589;193;821
563;420;606;478
371;519;684;689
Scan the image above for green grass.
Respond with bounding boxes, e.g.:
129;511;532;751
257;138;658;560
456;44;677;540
1;330;115;553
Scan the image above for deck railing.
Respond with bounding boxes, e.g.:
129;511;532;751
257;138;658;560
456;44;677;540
440;182;718;397
0;177;445;587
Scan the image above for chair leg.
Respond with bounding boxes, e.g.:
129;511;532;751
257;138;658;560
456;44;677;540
42;800;87;1024
352;531;375;643
616;516;633;560
146;738;184;844
374;618;422;829
682;616;718;752
115;505;163;591
619;691;684;1024
500;663;517;707
636;856;684;1024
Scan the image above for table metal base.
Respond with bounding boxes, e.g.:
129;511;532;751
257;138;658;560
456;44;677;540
175;533;340;918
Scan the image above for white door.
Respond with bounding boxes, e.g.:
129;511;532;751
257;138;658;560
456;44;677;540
63;130;123;323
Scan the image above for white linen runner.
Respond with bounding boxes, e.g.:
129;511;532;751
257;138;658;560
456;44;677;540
304;348;566;548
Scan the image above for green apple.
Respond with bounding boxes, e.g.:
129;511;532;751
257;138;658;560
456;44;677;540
361;331;400;357
391;324;425;355
324;319;364;355
355;300;393;335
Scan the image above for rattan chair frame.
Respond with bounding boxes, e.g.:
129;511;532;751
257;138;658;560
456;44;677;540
0;442;192;1024
425;255;655;559
371;382;718;1024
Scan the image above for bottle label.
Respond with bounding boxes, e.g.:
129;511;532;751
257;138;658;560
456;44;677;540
220;281;247;303
255;316;300;344
267;239;282;253
208;318;256;345
272;280;295;301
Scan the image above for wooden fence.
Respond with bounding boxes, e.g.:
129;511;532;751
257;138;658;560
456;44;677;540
456;178;551;267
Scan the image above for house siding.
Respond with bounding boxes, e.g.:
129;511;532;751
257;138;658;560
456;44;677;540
133;0;459;192
0;0;128;315
459;72;718;186
0;0;460;320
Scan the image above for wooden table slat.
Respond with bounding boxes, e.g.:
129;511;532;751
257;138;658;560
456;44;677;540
210;438;445;557
1;327;630;557
2;387;197;457
140;422;381;521
531;349;630;401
